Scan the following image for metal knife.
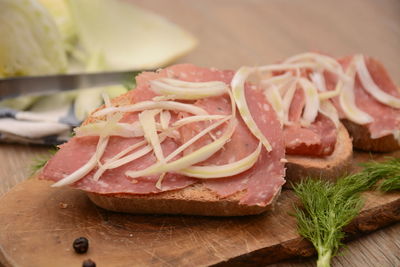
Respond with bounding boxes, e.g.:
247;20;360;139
0;70;144;100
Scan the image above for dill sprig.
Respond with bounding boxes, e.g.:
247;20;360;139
30;147;58;174
361;158;400;192
293;157;400;267
293;174;367;267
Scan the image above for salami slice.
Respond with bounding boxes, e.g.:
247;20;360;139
326;56;400;139
41;64;285;206
284;87;337;156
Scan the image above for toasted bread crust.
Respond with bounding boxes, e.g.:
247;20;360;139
285;123;353;186
341;119;400;152
87;183;281;216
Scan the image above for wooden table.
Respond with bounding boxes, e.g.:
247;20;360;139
0;0;399;266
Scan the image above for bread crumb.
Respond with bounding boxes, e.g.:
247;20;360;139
59;202;68;209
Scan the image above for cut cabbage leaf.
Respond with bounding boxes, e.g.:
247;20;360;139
355;55;400;109
74;88;103;121
299;78;320;127
93;101;208;117
232;66;272;151
0;95;42;110
67;0;197;70
0;0;67;77
38;0;77;46
178;142;261;178
150;79;227;100
74;85;128;121
339;61;374;125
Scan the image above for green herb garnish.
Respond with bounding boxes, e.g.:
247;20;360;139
293;175;366;267
361;158;400;192
293;158;400;267
123;72;138;90
30;147;58;174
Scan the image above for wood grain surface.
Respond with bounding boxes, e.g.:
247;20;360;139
0;152;399;267
0;0;399;266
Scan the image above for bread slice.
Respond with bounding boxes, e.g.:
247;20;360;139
342;119;400;152
87;183;281;216
285;123;353;186
84;104;350;214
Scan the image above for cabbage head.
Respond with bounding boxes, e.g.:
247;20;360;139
0;0;67;77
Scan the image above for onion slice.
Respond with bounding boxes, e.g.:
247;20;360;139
310;71;327;92
339;60;374;125
284;52;347;80
173;115;227;128
160;110;171;130
51;143;103;187
52;120;111;187
75;121;144;138
93;144;154;181
125;118;237;178
282;77;299;125
231;66;272;151
319;100;340;128
263;84;284;125
355;55;400;109
178;142;262;178
299;78;320;127
257;62;316;73
139;110;165;162
93;101;208;117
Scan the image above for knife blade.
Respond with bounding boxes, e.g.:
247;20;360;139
0;70;144;100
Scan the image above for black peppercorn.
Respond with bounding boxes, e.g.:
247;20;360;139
82;259;96;267
73;237;89;254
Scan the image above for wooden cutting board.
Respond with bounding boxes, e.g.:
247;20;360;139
0;151;399;267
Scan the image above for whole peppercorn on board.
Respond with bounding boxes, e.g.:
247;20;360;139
0;151;399;267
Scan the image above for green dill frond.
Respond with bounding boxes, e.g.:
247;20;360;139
379;178;400;192
360;158;400;192
293;157;400;267
30;147;58;175
293;178;364;262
